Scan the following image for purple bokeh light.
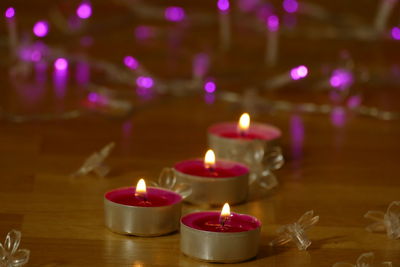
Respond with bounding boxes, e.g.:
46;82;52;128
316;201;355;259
391;27;400;40
123;56;139;70
136;76;154;88
217;0;230;12
76;3;92;19
54;58;68;71
290;65;308;80
267;15;279;31
283;0;298;13
329;69;353;90
33;21;49;37
165;6;185;22
5;7;15;19
204;80;216;93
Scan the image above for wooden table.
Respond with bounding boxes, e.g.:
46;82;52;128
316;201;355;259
1;1;400;266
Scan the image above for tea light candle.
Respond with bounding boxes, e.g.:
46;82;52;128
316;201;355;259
181;203;261;263
173;150;250;205
208;113;281;163
104;179;182;236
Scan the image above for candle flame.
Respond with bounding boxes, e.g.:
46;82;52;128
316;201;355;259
204;149;216;169
135;178;147;199
220;203;231;226
238;113;250;134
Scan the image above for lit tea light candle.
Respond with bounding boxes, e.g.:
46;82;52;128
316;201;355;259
104;178;182;236
173;150;250;205
180;203;261;262
208;113;281;164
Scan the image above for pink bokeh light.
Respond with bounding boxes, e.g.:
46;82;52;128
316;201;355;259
267;15;279;31
391;27;400;40
54;58;68;71
123;56;139;70
204;80;216;93
136;76;154;88
290;65;308;80
217;0;230;12
33;21;49;37
283;0;298;13
165;6;185;22
5;7;15;19
76;3;92;19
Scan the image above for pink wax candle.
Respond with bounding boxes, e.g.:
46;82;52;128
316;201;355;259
173;150;250;205
209;113;281;141
208;113;282;168
104;179;182;236
180;203;261;262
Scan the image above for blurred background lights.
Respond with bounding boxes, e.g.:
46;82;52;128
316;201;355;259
283;0;299;13
136;76;154;88
5;7;15;18
33;21;49;37
76;3;92;19
217;0;230;11
165;7;185;22
204;80;216;93
123;56;139;70
54;58;68;71
290;65;308;80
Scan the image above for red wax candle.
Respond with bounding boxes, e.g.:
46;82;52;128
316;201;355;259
173;157;250;205
208;122;281;141
104;186;182;236
105;187;182;207
174;159;249;178
181;211;261;233
180;210;262;262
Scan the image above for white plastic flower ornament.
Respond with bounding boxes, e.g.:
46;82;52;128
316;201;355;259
0;230;30;267
364;201;400;239
333;252;392;267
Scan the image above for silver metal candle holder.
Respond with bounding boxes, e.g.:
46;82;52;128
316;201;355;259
208;131;284;192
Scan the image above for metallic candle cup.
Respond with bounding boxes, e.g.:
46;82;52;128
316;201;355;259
180;211;262;263
208;122;281;165
104;187;182;236
173;159;250;205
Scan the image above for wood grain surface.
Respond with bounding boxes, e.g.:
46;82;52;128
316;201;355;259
1;0;400;266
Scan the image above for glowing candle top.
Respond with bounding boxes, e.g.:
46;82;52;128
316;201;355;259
238;113;250;135
204;149;216;170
